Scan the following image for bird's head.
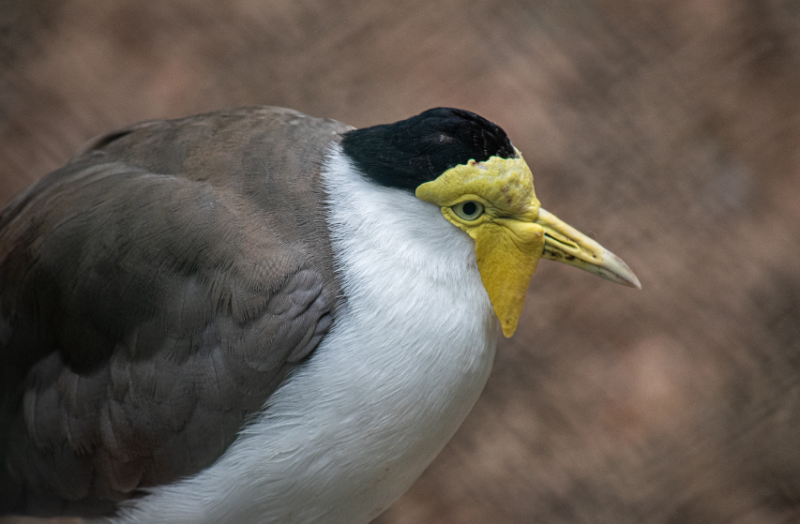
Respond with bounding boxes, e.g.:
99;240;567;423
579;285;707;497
342;108;640;337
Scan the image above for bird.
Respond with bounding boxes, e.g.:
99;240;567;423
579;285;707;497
0;106;639;523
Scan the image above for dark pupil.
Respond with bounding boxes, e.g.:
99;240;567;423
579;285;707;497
462;202;477;216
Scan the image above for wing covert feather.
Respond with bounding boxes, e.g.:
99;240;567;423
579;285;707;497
0;107;350;516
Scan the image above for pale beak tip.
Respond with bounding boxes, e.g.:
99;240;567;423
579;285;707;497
623;273;643;290
606;250;641;290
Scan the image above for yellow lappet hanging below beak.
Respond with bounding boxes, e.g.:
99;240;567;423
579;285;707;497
416;149;641;338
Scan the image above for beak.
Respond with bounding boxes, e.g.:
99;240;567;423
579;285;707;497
413;153;640;339
535;208;641;289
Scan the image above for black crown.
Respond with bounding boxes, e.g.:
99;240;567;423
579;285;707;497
342;108;515;192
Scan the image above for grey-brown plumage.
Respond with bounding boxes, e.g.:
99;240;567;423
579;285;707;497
0;107;349;516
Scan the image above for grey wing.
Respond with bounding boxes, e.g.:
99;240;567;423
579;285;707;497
0;107;349;516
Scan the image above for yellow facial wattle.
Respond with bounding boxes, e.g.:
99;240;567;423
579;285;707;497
416;153;540;221
416;150;640;338
416;152;544;337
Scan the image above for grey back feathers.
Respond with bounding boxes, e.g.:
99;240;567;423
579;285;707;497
0;107;348;516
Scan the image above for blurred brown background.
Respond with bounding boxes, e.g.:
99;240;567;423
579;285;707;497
2;0;800;522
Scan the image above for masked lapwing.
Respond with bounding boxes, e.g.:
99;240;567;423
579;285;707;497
0;106;639;523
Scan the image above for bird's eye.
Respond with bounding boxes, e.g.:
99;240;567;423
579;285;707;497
452;201;485;221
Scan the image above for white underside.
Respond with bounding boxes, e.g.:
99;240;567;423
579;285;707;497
107;146;497;524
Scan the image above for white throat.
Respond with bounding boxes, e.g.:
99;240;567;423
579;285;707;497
111;146;498;524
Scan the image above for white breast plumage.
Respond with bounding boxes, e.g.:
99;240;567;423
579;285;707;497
111;145;498;524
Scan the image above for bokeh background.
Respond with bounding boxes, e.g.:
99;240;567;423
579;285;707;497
2;0;800;522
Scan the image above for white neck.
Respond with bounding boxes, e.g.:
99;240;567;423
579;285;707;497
112;146;497;524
